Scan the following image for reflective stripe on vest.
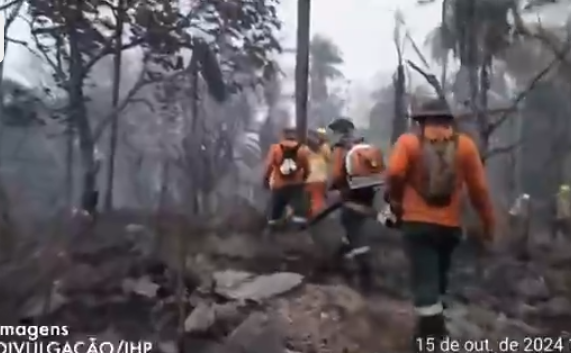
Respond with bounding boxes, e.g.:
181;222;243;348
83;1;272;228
415;302;444;316
347;175;384;189
343;246;370;259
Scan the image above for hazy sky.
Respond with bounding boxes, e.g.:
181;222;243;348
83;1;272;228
278;0;568;85
5;0;442;89
279;0;442;85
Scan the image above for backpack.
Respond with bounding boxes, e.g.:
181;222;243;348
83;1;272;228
413;130;459;207
278;143;301;177
344;143;384;189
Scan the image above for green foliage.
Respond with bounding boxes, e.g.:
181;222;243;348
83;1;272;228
310;34;344;80
309;34;345;127
27;0;282;97
428;0;522;65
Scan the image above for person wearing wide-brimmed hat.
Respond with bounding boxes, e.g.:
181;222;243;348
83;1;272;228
327;117;356;148
327;117;354;131
385;98;495;346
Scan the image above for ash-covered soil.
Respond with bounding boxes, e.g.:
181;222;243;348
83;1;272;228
0;210;570;353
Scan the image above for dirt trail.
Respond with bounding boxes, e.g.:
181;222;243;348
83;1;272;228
0;211;569;353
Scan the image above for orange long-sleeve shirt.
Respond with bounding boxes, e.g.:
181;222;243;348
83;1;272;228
263;139;311;189
386;127;495;231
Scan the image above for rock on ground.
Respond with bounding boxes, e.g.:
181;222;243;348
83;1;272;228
213;270;304;302
2;210;571;353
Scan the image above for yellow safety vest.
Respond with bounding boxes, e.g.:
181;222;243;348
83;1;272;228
306;145;331;183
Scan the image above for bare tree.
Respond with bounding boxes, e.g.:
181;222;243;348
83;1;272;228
391;10;407;145
0;0;25;255
0;0;26;143
102;0;127;210
295;0;310;142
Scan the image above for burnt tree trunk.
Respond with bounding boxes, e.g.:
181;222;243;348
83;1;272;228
478;54;492;161
295;0;310;143
103;0;126;210
390;64;406;144
67;3;98;214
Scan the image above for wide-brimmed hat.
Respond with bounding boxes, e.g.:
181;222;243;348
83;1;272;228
411;98;454;121
327;118;355;133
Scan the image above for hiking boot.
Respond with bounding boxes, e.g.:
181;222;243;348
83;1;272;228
332;243;353;281
413;314;447;353
290;216;307;225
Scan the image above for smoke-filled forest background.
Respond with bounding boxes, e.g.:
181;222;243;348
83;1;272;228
0;0;570;352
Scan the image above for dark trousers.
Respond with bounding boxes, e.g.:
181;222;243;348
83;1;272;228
338;207;374;289
340;207;371;250
402;222;460;345
402;221;460;309
268;184;306;221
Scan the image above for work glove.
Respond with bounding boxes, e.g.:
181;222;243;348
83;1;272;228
377;203;402;228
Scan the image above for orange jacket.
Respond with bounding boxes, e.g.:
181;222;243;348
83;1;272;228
330;143;385;190
386;126;495;231
263;139;310;189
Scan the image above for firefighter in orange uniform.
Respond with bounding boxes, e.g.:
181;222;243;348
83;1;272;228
263;128;311;226
385;99;495;346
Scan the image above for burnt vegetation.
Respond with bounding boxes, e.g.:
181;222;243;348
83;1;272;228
0;0;570;352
